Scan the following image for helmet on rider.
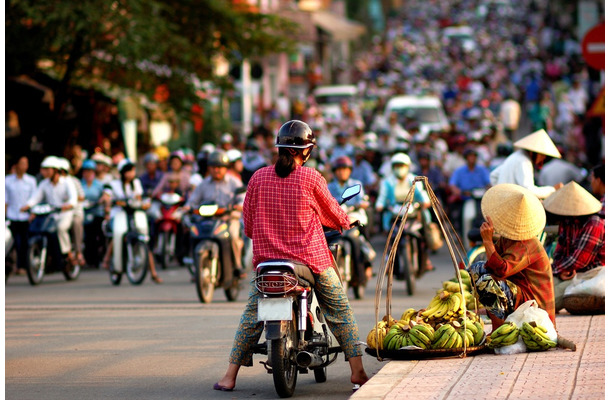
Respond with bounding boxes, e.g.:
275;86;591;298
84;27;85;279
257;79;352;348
275;120;316;149
143;152;159;164
169;150;185;163
390;153;411;166
332;156;353;171
207;150;230;168
56;158;71;172
117;158;135;174
40;156;61;170
226;149;242;163
81;159;97;171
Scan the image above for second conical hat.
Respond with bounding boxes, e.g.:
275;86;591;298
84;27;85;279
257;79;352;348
514;129;562;159
481;183;546;241
543;181;602;216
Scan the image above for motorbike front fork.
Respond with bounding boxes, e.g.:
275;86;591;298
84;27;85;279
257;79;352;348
298;289;308;345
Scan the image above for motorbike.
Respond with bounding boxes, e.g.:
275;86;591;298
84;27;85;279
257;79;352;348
5;221;15;282
325;205;374;300
251;184;361;398
460;188;487;246
185;204;243;303
107;199;150;285
388;202;427;296
153;192;185;269
27;204;81;285
83;200;107;268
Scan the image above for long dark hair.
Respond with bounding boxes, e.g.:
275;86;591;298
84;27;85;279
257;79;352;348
275;148;298;178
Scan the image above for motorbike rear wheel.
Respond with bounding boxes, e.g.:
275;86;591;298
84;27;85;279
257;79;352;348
63;261;81;281
195;248;217;303
403;238;417;296
125;240;149;285
27;239;46;285
271;310;298;398
224;279;240;302
313;367;327;383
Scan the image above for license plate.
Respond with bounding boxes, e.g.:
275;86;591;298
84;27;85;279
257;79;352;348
258;298;292;321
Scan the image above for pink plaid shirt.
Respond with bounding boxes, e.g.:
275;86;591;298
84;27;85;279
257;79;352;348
244;165;351;274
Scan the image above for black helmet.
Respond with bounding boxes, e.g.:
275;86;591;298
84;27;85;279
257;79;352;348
207;150;230;167
275;120;316;149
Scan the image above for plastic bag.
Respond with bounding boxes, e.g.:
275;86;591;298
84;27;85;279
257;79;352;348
494;300;558;355
564;267;605;297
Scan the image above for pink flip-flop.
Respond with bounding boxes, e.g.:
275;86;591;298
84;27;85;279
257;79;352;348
213;383;233;392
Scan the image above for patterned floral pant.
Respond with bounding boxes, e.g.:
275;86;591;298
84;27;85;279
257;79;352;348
229;267;362;366
469;261;518;320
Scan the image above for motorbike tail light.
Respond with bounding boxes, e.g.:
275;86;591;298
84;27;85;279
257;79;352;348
255;272;298;294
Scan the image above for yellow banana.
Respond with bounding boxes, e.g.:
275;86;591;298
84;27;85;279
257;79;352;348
431;302;449;320
500;329;520;346
473;321;485;345
444;331;459;349
448;293;461;313
401;308;417;322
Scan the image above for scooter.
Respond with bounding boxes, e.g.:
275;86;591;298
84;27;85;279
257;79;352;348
83;200;106;268
107;199;150;285
27;204;81;285
185;204;242;303
153;192;185;269
461;188;486;246
252;184;361;398
326;206;374;300
5;221;15;282
388;202;427;296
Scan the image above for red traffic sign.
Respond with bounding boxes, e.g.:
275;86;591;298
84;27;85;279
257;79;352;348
581;23;605;70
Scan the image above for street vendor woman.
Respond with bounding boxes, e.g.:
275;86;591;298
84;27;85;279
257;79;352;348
542;181;604;312
468;183;555;330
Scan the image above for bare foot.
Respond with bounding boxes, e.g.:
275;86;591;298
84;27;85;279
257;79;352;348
351;371;369;386
216;363;240;391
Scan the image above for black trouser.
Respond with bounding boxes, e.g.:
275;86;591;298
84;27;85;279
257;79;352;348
9;220;30;271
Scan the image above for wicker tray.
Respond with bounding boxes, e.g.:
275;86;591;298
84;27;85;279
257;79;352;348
365;345;490;360
563;295;605;315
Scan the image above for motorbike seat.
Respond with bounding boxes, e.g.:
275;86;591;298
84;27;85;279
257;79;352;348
258;259;315;288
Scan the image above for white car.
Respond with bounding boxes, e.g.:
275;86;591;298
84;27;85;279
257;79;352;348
383;95;449;137
313;85;360;122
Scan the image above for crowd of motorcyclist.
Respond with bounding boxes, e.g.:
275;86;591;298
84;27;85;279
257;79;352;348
5;0;604;287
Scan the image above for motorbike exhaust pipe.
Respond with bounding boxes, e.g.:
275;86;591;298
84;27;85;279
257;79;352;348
296;351;324;368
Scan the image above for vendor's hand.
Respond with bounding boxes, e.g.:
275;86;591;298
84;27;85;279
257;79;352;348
61;204;73;212
20;205;30;212
480;217;494;243
559;270;576;281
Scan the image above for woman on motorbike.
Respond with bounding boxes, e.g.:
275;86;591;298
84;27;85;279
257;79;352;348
81;159;106;267
101;159;162;283
151;151;192;198
215;120;368;392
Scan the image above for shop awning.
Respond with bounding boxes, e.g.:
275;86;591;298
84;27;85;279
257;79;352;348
312;11;366;41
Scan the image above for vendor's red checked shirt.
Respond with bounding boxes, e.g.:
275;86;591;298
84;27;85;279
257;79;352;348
552;215;605;276
243;165;351;274
487;237;555;324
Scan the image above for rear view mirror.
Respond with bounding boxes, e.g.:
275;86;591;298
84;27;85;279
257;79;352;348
340;184;361;205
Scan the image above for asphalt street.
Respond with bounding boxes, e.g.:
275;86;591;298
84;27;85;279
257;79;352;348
5;235;461;400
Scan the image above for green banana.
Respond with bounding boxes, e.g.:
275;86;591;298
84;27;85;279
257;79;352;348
453;332;463;348
444;331;459;349
412;324;434;341
533;326;550;340
432;326;455;349
409;327;432;346
500;329;520;346
491;322;516;338
409;334;428;349
473;321;485;345
383;330;399;348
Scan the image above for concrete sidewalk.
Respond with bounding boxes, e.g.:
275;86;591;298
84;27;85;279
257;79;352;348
352;313;604;400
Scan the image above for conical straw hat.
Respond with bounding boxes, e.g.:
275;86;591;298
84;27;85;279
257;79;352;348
514;129;562;159
543;181;602;216
481;184;546;241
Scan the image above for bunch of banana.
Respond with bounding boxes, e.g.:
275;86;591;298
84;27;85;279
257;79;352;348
430;322;470;349
421;291;467;324
383;324;411;350
366;320;389;350
488;322;520;348
406;322;434;349
443;270;473;291
520;322;557;351
400;308;419;323
459;318;486;346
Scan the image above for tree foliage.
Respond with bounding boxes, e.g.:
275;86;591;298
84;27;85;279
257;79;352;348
6;0;297;114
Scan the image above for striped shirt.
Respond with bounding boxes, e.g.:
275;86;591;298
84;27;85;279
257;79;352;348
244;165;351;274
486;237;555;324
